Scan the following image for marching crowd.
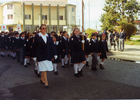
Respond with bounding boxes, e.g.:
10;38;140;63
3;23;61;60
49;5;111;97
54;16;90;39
0;24;126;88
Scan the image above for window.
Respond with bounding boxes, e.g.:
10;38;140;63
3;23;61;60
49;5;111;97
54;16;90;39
42;15;47;20
8;14;13;19
72;7;75;12
59;16;63;20
25;25;32;32
25;15;31;19
72;16;75;21
7;4;13;9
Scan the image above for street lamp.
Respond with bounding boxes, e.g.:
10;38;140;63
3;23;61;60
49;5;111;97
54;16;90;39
14;12;19;24
14;12;24;24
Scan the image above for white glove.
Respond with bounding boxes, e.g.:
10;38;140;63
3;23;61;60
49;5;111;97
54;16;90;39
56;41;59;45
81;40;85;43
33;57;37;61
54;55;58;60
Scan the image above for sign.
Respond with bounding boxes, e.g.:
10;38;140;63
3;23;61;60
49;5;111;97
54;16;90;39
17;24;21;33
1;24;6;31
44;20;47;25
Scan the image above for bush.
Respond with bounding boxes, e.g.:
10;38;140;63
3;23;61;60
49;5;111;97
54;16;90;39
85;28;97;38
116;21;137;40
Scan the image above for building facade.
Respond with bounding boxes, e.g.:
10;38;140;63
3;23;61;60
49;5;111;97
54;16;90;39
0;0;77;33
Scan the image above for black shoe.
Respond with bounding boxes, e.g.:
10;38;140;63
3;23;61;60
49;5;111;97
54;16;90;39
54;71;58;75
45;85;49;88
91;67;97;71
86;62;89;67
65;64;69;67
62;66;66;68
70;64;73;67
74;73;80;77
34;70;37;75
1;55;4;57
21;62;24;65
17;60;20;62
8;54;10;57
13;57;16;59
37;74;41;78
40;80;45;84
99;64;105;69
78;71;83;76
27;63;30;65
24;65;28;68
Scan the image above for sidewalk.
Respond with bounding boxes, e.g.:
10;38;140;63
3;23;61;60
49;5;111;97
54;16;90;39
108;45;140;61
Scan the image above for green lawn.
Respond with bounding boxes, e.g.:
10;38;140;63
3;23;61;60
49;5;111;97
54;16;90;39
125;40;140;45
131;35;140;38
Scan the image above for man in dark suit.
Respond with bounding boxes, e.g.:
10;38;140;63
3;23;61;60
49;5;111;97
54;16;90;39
119;28;126;52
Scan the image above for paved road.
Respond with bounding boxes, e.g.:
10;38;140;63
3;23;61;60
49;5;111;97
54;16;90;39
0;53;140;100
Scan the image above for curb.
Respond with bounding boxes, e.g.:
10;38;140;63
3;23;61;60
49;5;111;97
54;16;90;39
108;57;140;64
109;51;140;56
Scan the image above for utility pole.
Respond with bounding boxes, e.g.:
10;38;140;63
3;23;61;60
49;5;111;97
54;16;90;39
82;0;84;32
89;0;90;28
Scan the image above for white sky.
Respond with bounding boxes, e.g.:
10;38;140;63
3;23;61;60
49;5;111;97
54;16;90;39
68;0;106;31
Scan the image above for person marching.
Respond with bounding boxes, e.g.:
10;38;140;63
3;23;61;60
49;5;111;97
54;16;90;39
24;34;31;68
52;34;61;75
0;31;6;57
85;33;90;67
15;32;20;62
32;24;57;88
11;32;16;59
7;33;12;57
99;34;109;69
89;33;100;70
31;34;41;77
19;32;25;65
61;31;69;68
69;28;86;77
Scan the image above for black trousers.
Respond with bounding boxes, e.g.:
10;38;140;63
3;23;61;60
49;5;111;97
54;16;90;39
91;52;98;68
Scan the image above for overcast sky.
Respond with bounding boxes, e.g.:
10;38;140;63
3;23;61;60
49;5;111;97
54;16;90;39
68;0;106;31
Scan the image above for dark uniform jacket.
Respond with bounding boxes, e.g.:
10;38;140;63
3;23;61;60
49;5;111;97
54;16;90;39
32;33;57;62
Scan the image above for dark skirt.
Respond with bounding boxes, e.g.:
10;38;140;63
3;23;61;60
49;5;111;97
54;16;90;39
53;56;61;63
100;51;107;59
0;44;5;49
71;51;86;63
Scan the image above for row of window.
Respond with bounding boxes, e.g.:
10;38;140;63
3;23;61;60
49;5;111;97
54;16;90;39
6;4;75;12
6;14;75;21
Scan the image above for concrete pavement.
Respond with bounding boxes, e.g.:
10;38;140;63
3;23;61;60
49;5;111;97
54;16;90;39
108;45;140;61
0;53;140;100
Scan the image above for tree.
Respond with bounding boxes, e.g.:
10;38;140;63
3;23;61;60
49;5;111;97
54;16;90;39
100;0;140;30
85;28;96;38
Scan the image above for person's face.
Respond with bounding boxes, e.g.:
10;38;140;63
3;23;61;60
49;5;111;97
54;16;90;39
60;33;63;36
2;33;4;35
113;31;115;34
40;26;47;34
92;36;96;40
21;34;25;38
86;34;88;38
64;32;67;37
53;36;56;42
74;29;80;36
120;29;122;32
51;33;55;36
15;34;19;37
102;35;106;40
